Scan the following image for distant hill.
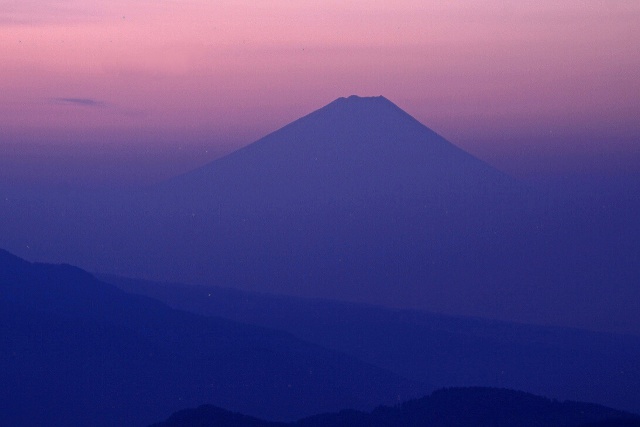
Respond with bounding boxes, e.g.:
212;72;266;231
0;249;420;427
150;387;640;427
106;275;640;416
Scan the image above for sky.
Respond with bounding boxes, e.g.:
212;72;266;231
1;0;639;187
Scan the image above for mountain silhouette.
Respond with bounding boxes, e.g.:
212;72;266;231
0;249;420;427
114;95;538;311
1;95;638;335
162;95;517;204
150;387;640;427
108;274;640;416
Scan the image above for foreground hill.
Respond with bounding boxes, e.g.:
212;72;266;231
0;249;420;427
150;387;640;427
107;275;640;416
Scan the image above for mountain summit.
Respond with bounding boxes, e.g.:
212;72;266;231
163;95;516;208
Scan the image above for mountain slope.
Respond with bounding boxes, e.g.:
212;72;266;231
107;275;640;416
0;249;420;427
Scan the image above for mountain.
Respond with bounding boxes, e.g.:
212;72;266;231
1;95;638;334
150;388;640;427
106;275;640;416
118;94;533;306
0;249;420;427
162;95;518;203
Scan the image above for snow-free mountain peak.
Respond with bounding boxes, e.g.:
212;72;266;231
163;95;515;200
332;94;393;105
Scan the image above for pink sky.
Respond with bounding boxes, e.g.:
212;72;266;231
1;1;639;186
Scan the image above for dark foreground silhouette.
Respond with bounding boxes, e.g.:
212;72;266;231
0;249;419;427
150;387;640;427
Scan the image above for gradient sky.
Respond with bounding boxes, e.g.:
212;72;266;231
1;1;639;187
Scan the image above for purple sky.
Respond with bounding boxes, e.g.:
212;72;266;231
1;1;639;187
